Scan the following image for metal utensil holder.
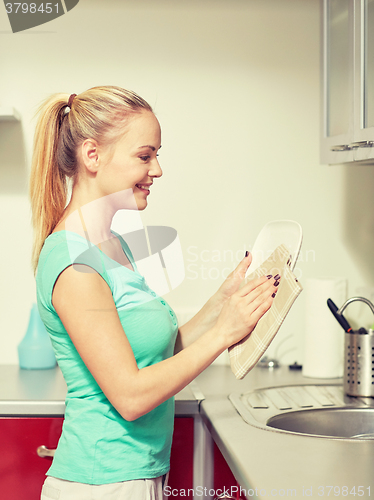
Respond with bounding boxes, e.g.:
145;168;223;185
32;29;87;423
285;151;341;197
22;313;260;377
338;297;374;397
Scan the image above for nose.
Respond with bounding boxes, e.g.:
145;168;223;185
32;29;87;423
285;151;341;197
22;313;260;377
148;157;163;178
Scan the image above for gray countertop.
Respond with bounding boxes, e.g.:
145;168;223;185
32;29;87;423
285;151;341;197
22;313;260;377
2;363;374;498
195;365;374;498
0;364;200;416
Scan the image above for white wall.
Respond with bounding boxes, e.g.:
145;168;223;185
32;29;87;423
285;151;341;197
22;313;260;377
0;0;373;367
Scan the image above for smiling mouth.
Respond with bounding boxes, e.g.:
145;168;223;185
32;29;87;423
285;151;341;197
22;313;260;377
136;184;151;190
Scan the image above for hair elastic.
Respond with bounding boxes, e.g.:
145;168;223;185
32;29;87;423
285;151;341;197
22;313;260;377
68;93;77;108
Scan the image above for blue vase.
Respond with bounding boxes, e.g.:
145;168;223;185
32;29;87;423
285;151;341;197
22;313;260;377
18;303;56;369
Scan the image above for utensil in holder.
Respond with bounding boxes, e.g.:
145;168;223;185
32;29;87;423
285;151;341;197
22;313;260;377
338;297;374;397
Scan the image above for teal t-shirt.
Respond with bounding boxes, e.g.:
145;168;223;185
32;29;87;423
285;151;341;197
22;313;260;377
36;230;179;484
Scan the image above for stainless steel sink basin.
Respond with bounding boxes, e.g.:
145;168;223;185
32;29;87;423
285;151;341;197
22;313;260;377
267;407;374;439
229;384;374;440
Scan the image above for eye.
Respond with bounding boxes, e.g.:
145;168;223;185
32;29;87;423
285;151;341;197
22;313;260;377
139;155;150;162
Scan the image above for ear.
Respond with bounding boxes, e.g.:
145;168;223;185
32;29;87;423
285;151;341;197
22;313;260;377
80;139;100;173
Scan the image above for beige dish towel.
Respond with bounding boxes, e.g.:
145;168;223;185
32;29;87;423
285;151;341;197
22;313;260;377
228;244;303;379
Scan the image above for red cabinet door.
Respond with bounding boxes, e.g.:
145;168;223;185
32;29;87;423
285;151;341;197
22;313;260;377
0;416;195;500
0;416;194;500
214;443;245;500
0;417;63;500
168;417;194;495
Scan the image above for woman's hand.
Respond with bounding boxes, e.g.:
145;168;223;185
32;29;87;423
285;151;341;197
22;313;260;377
216;251;252;301
214;274;278;349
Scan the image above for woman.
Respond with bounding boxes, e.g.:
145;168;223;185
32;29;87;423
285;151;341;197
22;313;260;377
30;86;279;500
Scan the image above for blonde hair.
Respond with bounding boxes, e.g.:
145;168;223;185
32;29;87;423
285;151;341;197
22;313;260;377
29;86;152;274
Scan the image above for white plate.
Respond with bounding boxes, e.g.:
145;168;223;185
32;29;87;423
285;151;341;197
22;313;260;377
245;220;303;276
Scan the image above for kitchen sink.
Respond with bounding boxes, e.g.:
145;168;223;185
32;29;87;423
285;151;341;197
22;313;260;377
229;384;374;440
267;407;374;438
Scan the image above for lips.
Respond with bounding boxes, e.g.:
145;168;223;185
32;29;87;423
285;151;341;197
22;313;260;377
136;184;152;191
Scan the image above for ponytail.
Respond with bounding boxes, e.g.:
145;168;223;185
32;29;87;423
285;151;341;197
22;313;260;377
30;94;71;275
29;86;152;275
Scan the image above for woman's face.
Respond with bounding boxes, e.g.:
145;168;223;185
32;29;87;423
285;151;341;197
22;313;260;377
98;110;162;211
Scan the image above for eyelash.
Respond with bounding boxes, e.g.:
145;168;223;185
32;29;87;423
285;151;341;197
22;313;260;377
139;154;159;162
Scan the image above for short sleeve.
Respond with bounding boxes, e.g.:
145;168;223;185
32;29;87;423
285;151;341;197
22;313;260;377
36;233;113;313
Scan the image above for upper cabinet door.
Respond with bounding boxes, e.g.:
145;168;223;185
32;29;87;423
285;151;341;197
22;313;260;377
353;0;374;161
321;0;374;164
321;0;355;164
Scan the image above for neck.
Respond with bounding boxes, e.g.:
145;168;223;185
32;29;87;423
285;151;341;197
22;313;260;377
62;187;138;245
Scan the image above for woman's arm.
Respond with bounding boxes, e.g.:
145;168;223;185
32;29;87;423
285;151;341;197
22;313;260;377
52;263;277;422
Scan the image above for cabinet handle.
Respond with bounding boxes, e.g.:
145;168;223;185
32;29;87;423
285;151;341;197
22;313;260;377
330;144;352;151
37;445;56;458
348;140;374;148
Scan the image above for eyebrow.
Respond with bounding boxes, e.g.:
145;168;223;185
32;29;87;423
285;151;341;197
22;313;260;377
138;145;162;151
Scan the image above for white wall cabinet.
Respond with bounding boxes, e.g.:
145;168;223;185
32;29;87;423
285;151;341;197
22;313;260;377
321;0;374;164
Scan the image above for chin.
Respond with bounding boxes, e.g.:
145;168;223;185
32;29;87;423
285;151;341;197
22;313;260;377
135;200;148;211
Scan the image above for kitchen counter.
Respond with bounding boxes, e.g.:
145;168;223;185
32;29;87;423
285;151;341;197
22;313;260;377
0;365;200;416
195;365;374;498
1;364;374;498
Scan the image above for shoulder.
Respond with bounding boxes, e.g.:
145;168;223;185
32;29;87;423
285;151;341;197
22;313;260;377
52;261;114;312
36;232;112;308
37;232;74;279
37;231;93;278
